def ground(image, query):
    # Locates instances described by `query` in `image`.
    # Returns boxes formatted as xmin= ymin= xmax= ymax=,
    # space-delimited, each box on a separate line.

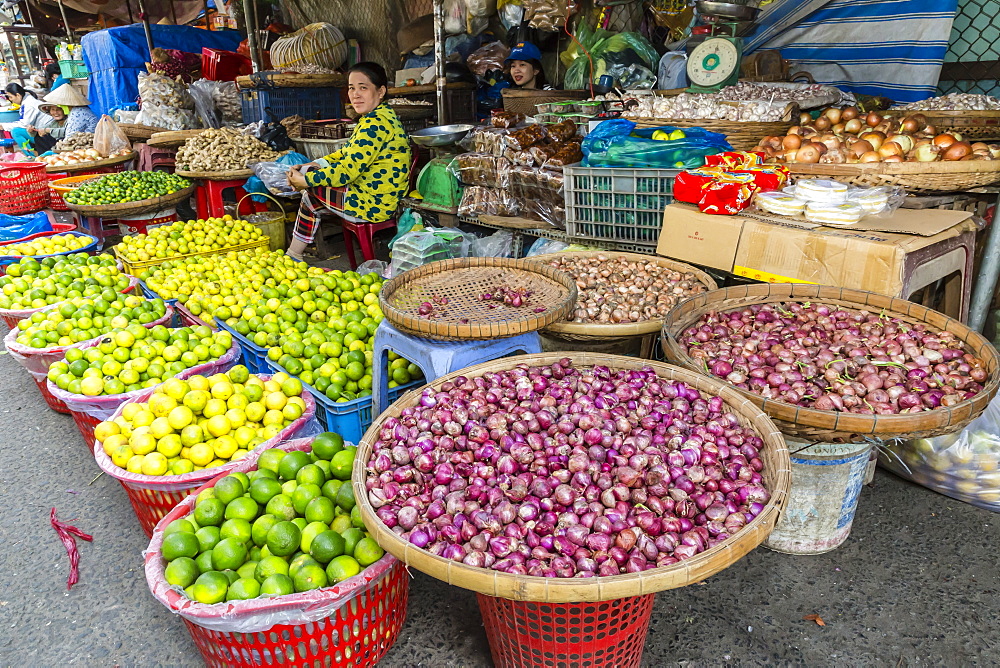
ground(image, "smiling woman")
xmin=286 ymin=62 xmax=412 ymax=261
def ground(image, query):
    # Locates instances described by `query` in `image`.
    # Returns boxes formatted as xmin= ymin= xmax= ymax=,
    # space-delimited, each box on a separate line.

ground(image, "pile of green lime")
xmin=64 ymin=171 xmax=189 ymax=206
xmin=14 ymin=294 xmax=168 ymax=348
xmin=0 ymin=253 xmax=131 ymax=310
xmin=160 ymin=432 xmax=387 ymax=603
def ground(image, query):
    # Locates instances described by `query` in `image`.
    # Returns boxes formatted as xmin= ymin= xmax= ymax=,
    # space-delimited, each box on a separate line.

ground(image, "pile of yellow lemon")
xmin=95 ymin=367 xmax=307 ymax=476
xmin=117 ymin=216 xmax=264 ymax=262
xmin=3 ymin=233 xmax=92 ymax=257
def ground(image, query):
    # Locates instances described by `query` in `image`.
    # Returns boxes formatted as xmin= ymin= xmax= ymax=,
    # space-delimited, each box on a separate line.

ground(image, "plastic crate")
xmin=564 ymin=165 xmax=680 ymax=245
xmin=201 ymin=48 xmax=251 ymax=81
xmin=214 ymin=319 xmax=269 ymax=374
xmin=239 ymin=86 xmax=343 ymax=124
xmin=264 ymin=356 xmax=422 ymax=444
xmin=112 ymin=237 xmax=270 ymax=277
xmin=0 ymin=231 xmax=100 ymax=275
xmin=58 ymin=59 xmax=89 ymax=78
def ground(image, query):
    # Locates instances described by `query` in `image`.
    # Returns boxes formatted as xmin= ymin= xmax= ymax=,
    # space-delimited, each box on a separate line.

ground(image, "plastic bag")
xmin=135 ymin=72 xmax=199 ymax=131
xmin=880 ymin=394 xmax=1000 ymax=512
xmin=458 ymin=186 xmax=520 ymax=217
xmin=564 ymin=30 xmax=657 ymax=90
xmin=470 ymin=230 xmax=513 ymax=257
xmin=524 ymin=0 xmax=578 ymax=31
xmin=93 ymin=115 xmax=131 ymax=157
xmin=467 ymin=41 xmax=509 ymax=77
xmin=390 ymin=227 xmax=473 ymax=276
xmin=526 ymin=237 xmax=569 ymax=256
xmin=444 ymin=0 xmax=467 ymax=34
xmin=658 ymin=51 xmax=688 ymax=90
xmin=245 ymin=151 xmax=310 ymax=201
xmin=189 ymin=79 xmax=221 ymax=128
xmin=0 ymin=210 xmax=52 ymax=241
xmin=845 ymin=186 xmax=907 ymax=218
xmin=357 ymin=259 xmax=389 ymax=277
xmin=582 ymin=120 xmax=732 ymax=169
xmin=144 ymin=438 xmax=399 ymax=633
xmin=253 ymin=161 xmax=301 ymax=198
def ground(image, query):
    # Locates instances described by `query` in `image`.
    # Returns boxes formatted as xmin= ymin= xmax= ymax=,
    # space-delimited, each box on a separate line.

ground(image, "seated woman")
xmin=505 ymin=42 xmax=556 ymax=90
xmin=286 ymin=62 xmax=411 ymax=261
xmin=35 ymin=84 xmax=100 ymax=153
xmin=4 ymin=82 xmax=57 ymax=152
xmin=44 ymin=62 xmax=69 ymax=93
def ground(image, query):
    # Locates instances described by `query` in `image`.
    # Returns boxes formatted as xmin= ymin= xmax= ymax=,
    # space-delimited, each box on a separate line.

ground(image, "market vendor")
xmin=505 ymin=42 xmax=555 ymax=90
xmin=35 ymin=84 xmax=99 ymax=152
xmin=44 ymin=63 xmax=69 ymax=93
xmin=3 ymin=83 xmax=57 ymax=152
xmin=285 ymin=62 xmax=411 ymax=261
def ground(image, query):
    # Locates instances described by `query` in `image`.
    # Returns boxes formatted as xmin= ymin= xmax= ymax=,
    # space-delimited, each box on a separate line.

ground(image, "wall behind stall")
xmin=938 ymin=0 xmax=1000 ymax=96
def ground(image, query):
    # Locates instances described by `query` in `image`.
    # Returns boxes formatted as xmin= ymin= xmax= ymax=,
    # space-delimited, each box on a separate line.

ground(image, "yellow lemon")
xmin=211 ymin=381 xmax=234 ymax=401
xmin=282 ymin=402 xmax=303 ymax=421
xmin=213 ymin=435 xmax=238 ymax=459
xmin=168 ymin=405 xmax=195 ymax=430
xmin=149 ymin=393 xmax=178 ymax=419
xmin=150 ymin=416 xmax=175 ymax=440
xmin=226 ymin=393 xmax=249 ymax=410
xmin=180 ymin=424 xmax=204 ymax=447
xmin=263 ymin=380 xmax=281 ymax=394
xmin=203 ymin=398 xmax=228 ymax=418
xmin=141 ymin=452 xmax=169 ymax=476
xmin=131 ymin=409 xmax=156 ymax=428
xmin=233 ymin=425 xmax=256 ymax=448
xmin=102 ymin=433 xmax=128 ymax=456
xmin=225 ymin=408 xmax=246 ymax=428
xmin=157 ymin=433 xmax=183 ymax=458
xmin=94 ymin=421 xmax=121 ymax=443
xmin=127 ymin=455 xmax=145 ymax=474
xmin=130 ymin=431 xmax=157 ymax=455
xmin=188 ymin=442 xmax=215 ymax=466
xmin=80 ymin=376 xmax=104 ymax=397
xmin=262 ymin=410 xmax=285 ymax=427
xmin=206 ymin=414 xmax=232 ymax=438
xmin=184 ymin=389 xmax=210 ymax=414
xmin=111 ymin=444 xmax=134 ymax=468
xmin=162 ymin=378 xmax=190 ymax=402
xmin=264 ymin=392 xmax=287 ymax=411
xmin=245 ymin=401 xmax=266 ymax=423
xmin=187 ymin=375 xmax=210 ymax=392
xmin=122 ymin=402 xmax=144 ymax=422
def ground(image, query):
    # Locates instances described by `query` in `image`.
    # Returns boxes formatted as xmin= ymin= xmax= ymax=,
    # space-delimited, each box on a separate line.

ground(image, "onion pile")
xmin=895 ymin=93 xmax=1000 ymax=112
xmin=752 ymin=107 xmax=1000 ymax=164
xmin=543 ymin=254 xmax=709 ymax=324
xmin=680 ymin=302 xmax=988 ymax=414
xmin=365 ymin=360 xmax=772 ymax=578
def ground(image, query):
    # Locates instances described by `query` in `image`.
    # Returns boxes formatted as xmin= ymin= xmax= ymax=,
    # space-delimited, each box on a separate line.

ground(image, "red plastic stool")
xmin=340 ymin=216 xmax=396 ymax=269
xmin=193 ymin=178 xmax=268 ymax=219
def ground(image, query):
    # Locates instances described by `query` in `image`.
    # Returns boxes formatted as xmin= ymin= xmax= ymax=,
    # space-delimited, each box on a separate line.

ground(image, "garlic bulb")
xmin=896 ymin=93 xmax=1000 ymax=111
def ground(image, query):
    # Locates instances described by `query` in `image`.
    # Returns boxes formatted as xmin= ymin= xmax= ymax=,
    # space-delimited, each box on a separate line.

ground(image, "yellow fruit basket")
xmin=113 ymin=237 xmax=271 ymax=277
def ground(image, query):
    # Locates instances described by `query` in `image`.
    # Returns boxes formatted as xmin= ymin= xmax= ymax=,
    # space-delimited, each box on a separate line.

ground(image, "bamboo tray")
xmin=63 ymin=184 xmax=195 ymax=218
xmin=236 ymin=72 xmax=347 ymax=89
xmin=661 ymin=284 xmax=1000 ymax=442
xmin=175 ymin=168 xmax=254 ymax=180
xmin=353 ymin=353 xmax=790 ymax=602
xmin=630 ymin=117 xmax=794 ymax=151
xmin=783 ymin=160 xmax=1000 ymax=193
xmin=118 ymin=123 xmax=168 ymax=141
xmin=532 ymin=251 xmax=717 ymax=342
xmin=147 ymin=130 xmax=208 ymax=148
xmin=889 ymin=109 xmax=1000 ymax=141
xmin=45 ymin=152 xmax=135 ymax=173
xmin=379 ymin=257 xmax=578 ymax=341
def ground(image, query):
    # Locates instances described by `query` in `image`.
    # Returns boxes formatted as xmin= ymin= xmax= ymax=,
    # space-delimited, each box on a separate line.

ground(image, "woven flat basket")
xmin=784 ymin=160 xmax=1000 ymax=194
xmin=891 ymin=110 xmax=1000 ymax=141
xmin=63 ymin=184 xmax=195 ymax=218
xmin=46 ymin=152 xmax=135 ymax=174
xmin=379 ymin=257 xmax=578 ymax=341
xmin=661 ymin=284 xmax=1000 ymax=442
xmin=352 ymin=352 xmax=790 ymax=602
xmin=175 ymin=168 xmax=254 ymax=180
xmin=531 ymin=251 xmax=718 ymax=342
xmin=630 ymin=118 xmax=794 ymax=151
xmin=147 ymin=130 xmax=208 ymax=148
xmin=118 ymin=123 xmax=168 ymax=141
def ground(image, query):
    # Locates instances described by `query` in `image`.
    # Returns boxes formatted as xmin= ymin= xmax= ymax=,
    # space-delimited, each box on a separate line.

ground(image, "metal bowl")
xmin=697 ymin=0 xmax=760 ymax=20
xmin=409 ymin=124 xmax=476 ymax=147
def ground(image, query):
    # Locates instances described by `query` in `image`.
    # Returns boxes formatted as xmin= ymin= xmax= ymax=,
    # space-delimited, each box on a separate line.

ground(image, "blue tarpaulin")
xmin=82 ymin=25 xmax=243 ymax=116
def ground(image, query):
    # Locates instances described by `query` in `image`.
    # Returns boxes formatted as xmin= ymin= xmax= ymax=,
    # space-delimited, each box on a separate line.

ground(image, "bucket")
xmin=763 ymin=436 xmax=873 ymax=555
xmin=117 ymin=208 xmax=178 ymax=236
xmin=239 ymin=193 xmax=286 ymax=252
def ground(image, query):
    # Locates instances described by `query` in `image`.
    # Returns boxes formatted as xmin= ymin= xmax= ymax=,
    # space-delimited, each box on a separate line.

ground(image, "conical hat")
xmin=42 ymin=83 xmax=90 ymax=108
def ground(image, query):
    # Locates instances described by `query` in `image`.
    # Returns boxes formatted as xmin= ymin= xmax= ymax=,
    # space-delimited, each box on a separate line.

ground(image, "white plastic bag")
xmin=470 ymin=230 xmax=513 ymax=257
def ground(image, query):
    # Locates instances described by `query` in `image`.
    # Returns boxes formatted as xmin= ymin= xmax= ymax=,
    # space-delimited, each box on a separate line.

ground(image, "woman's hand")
xmin=25 ymin=124 xmax=37 ymax=136
xmin=287 ymin=165 xmax=310 ymax=191
xmin=36 ymin=128 xmax=48 ymax=137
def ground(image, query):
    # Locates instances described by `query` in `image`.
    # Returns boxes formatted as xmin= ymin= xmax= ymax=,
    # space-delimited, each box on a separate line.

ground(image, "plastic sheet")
xmin=470 ymin=230 xmax=513 ymax=257
xmin=144 ymin=437 xmax=400 ymax=633
xmin=582 ymin=120 xmax=732 ymax=169
xmin=48 ymin=339 xmax=241 ymax=423
xmin=881 ymin=394 xmax=1000 ymax=512
xmin=93 ymin=377 xmax=321 ymax=493
xmin=0 ymin=211 xmax=52 ymax=241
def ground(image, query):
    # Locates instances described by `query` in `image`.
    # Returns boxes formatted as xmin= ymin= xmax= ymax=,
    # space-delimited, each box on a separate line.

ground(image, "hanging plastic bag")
xmin=245 ymin=151 xmax=311 ymax=200
xmin=444 ymin=0 xmax=467 ymax=34
xmin=189 ymin=79 xmax=222 ymax=129
xmin=467 ymin=42 xmax=510 ymax=77
xmin=658 ymin=51 xmax=688 ymax=89
xmin=582 ymin=119 xmax=733 ymax=169
xmin=470 ymin=230 xmax=513 ymax=257
xmin=0 ymin=210 xmax=52 ymax=241
xmin=93 ymin=115 xmax=131 ymax=157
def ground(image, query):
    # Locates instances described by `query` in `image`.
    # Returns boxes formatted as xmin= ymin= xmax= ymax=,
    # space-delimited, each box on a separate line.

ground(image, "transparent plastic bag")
xmin=525 ymin=237 xmax=569 ymax=256
xmin=390 ymin=227 xmax=473 ymax=275
xmin=136 ymin=72 xmax=199 ymax=131
xmin=458 ymin=186 xmax=520 ymax=217
xmin=467 ymin=41 xmax=509 ymax=77
xmin=189 ymin=79 xmax=222 ymax=128
xmin=880 ymin=394 xmax=1000 ymax=512
xmin=470 ymin=230 xmax=513 ymax=257
xmin=253 ymin=161 xmax=300 ymax=197
xmin=357 ymin=259 xmax=389 ymax=277
xmin=93 ymin=115 xmax=131 ymax=156
xmin=582 ymin=121 xmax=732 ymax=169
xmin=144 ymin=438 xmax=400 ymax=633
xmin=845 ymin=186 xmax=907 ymax=218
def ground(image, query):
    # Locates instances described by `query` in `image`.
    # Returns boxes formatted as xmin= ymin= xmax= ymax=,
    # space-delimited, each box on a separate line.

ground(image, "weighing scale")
xmin=686 ymin=1 xmax=760 ymax=93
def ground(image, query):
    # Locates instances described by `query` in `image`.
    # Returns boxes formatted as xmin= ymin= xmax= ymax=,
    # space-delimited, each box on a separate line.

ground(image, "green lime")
xmin=335 ymin=483 xmax=356 ymax=512
xmin=254 ymin=555 xmax=290 ymax=582
xmin=161 ymin=531 xmax=200 ymax=561
xmin=305 ymin=496 xmax=336 ymax=525
xmin=212 ymin=537 xmax=249 ymax=571
xmin=278 ymin=450 xmax=312 ymax=481
xmin=237 ymin=560 xmax=259 ymax=579
xmin=311 ymin=432 xmax=344 ymax=461
xmin=353 ymin=537 xmax=384 ymax=566
xmin=340 ymin=528 xmax=364 ymax=557
xmin=225 ymin=496 xmax=260 ymax=522
xmin=220 ymin=518 xmax=252 ymax=544
xmin=194 ymin=498 xmax=225 ymax=527
xmin=260 ymin=573 xmax=294 ymax=596
xmin=292 ymin=483 xmax=322 ymax=515
xmin=251 ymin=514 xmax=279 ymax=547
xmin=257 ymin=448 xmax=286 ymax=474
xmin=265 ymin=493 xmax=297 ymax=522
xmin=195 ymin=550 xmax=215 ymax=574
xmin=266 ymin=521 xmax=301 ymax=557
xmin=195 ymin=526 xmax=222 ymax=552
xmin=163 ymin=518 xmax=196 ymax=536
xmin=309 ymin=530 xmax=345 ymax=564
xmin=293 ymin=563 xmax=328 ymax=592
xmin=226 ymin=577 xmax=261 ymax=601
xmin=330 ymin=449 xmax=355 ymax=481
xmin=249 ymin=477 xmax=283 ymax=505
xmin=300 ymin=521 xmax=329 ymax=553
xmin=296 ymin=463 xmax=326 ymax=487
xmin=322 ymin=479 xmax=343 ymax=502
xmin=221 ymin=569 xmax=240 ymax=584
xmin=164 ymin=557 xmax=200 ymax=587
xmin=326 ymin=555 xmax=361 ymax=583
xmin=191 ymin=571 xmax=230 ymax=604
xmin=331 ymin=515 xmax=353 ymax=534
xmin=350 ymin=504 xmax=365 ymax=529
xmin=213 ymin=475 xmax=246 ymax=505
xmin=289 ymin=553 xmax=318 ymax=576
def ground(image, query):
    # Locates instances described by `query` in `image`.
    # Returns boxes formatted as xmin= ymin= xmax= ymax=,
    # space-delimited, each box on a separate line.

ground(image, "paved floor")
xmin=2 ymin=240 xmax=998 ymax=666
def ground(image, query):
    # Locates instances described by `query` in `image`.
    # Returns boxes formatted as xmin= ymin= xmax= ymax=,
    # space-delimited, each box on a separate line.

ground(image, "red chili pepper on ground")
xmin=50 ymin=508 xmax=93 ymax=590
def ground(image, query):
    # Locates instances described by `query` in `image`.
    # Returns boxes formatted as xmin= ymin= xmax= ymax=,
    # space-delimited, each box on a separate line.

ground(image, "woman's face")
xmin=509 ymin=60 xmax=538 ymax=88
xmin=348 ymin=71 xmax=385 ymax=116
xmin=47 ymin=106 xmax=66 ymax=120
xmin=6 ymin=91 xmax=22 ymax=105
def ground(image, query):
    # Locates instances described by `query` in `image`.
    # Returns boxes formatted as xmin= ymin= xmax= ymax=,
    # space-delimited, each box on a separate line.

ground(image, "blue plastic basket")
xmin=239 ymin=86 xmax=343 ymax=124
xmin=0 ymin=231 xmax=99 ymax=271
xmin=264 ymin=356 xmax=422 ymax=443
xmin=137 ymin=278 xmax=178 ymax=305
xmin=215 ymin=318 xmax=269 ymax=374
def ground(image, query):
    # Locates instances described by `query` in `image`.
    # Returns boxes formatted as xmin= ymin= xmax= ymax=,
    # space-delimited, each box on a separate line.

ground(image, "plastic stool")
xmin=372 ymin=320 xmax=543 ymax=415
xmin=193 ymin=178 xmax=268 ymax=219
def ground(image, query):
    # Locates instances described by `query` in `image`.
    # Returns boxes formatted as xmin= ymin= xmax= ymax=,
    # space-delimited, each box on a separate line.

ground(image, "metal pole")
xmin=135 ymin=0 xmax=155 ymax=59
xmin=242 ymin=0 xmax=262 ymax=71
xmin=433 ymin=0 xmax=446 ymax=124
xmin=168 ymin=0 xmax=178 ymax=25
xmin=203 ymin=0 xmax=212 ymax=30
xmin=125 ymin=0 xmax=134 ymax=26
xmin=967 ymin=189 xmax=1000 ymax=332
xmin=55 ymin=0 xmax=73 ymax=43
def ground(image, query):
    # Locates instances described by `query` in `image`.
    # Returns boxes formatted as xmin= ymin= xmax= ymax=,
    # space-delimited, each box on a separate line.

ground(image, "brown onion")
xmin=866 ymin=111 xmax=883 ymax=127
xmin=825 ymin=107 xmax=843 ymax=124
xmin=782 ymin=134 xmax=802 ymax=150
xmin=860 ymin=132 xmax=885 ymax=150
xmin=795 ymin=144 xmax=821 ymax=163
xmin=933 ymin=133 xmax=957 ymax=148
xmin=844 ymin=118 xmax=864 ymax=134
xmin=814 ymin=116 xmax=832 ymax=131
xmin=841 ymin=106 xmax=859 ymax=121
xmin=859 ymin=151 xmax=881 ymax=163
xmin=942 ymin=141 xmax=972 ymax=161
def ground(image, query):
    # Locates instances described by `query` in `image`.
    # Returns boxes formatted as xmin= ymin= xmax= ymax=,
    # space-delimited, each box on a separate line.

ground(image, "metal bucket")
xmin=763 ymin=436 xmax=873 ymax=555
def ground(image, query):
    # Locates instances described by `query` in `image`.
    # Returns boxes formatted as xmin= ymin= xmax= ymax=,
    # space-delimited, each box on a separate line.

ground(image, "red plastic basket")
xmin=175 ymin=301 xmax=214 ymax=329
xmin=70 ymin=407 xmax=100 ymax=451
xmin=0 ymin=274 xmax=137 ymax=330
xmin=0 ymin=162 xmax=50 ymax=215
xmin=202 ymin=48 xmax=252 ymax=81
xmin=477 ymin=594 xmax=656 ymax=668
xmin=33 ymin=375 xmax=70 ymax=413
xmin=118 ymin=483 xmax=192 ymax=538
xmin=180 ymin=560 xmax=409 ymax=667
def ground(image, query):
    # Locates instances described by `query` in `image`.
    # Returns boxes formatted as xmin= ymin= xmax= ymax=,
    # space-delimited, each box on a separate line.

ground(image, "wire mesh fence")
xmin=938 ymin=0 xmax=1000 ymax=96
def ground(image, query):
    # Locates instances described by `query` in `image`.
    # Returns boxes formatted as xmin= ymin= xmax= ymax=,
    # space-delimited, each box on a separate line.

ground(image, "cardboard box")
xmin=657 ymin=203 xmax=977 ymax=297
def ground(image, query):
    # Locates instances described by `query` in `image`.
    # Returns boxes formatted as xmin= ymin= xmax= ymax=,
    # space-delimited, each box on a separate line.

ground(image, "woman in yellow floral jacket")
xmin=287 ymin=62 xmax=411 ymax=260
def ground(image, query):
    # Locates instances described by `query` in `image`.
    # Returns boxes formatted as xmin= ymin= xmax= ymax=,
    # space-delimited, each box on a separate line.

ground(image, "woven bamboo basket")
xmin=45 ymin=152 xmax=135 ymax=173
xmin=118 ymin=123 xmax=168 ymax=141
xmin=531 ymin=251 xmax=718 ymax=343
xmin=889 ymin=110 xmax=1000 ymax=141
xmin=502 ymin=89 xmax=590 ymax=117
xmin=661 ymin=284 xmax=1000 ymax=442
xmin=175 ymin=168 xmax=254 ymax=180
xmin=63 ymin=184 xmax=195 ymax=218
xmin=783 ymin=160 xmax=1000 ymax=194
xmin=630 ymin=118 xmax=794 ymax=151
xmin=147 ymin=130 xmax=208 ymax=148
xmin=379 ymin=257 xmax=578 ymax=341
xmin=352 ymin=353 xmax=790 ymax=602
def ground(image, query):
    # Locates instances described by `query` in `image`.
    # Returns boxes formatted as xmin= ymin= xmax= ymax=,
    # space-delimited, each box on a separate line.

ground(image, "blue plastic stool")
xmin=372 ymin=320 xmax=543 ymax=415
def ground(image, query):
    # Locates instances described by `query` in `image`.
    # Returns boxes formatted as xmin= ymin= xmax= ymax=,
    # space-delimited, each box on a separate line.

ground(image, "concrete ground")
xmin=2 ymin=233 xmax=999 ymax=666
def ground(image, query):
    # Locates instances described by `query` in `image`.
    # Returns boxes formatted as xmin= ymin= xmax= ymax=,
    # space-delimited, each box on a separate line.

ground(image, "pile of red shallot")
xmin=752 ymin=107 xmax=1000 ymax=164
xmin=679 ymin=302 xmax=987 ymax=414
xmin=365 ymin=359 xmax=772 ymax=578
